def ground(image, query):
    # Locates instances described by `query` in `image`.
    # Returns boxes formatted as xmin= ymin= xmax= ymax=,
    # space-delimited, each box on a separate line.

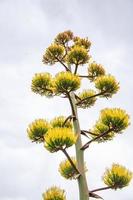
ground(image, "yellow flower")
xmin=103 ymin=164 xmax=133 ymax=189
xmin=67 ymin=45 xmax=90 ymax=65
xmin=54 ymin=30 xmax=73 ymax=45
xmin=59 ymin=157 xmax=87 ymax=180
xmin=42 ymin=44 xmax=64 ymax=65
xmin=27 ymin=119 xmax=50 ymax=143
xmin=31 ymin=73 xmax=54 ymax=97
xmin=90 ymin=121 xmax=115 ymax=142
xmin=44 ymin=128 xmax=77 ymax=152
xmin=95 ymin=75 xmax=119 ymax=97
xmin=73 ymin=36 xmax=91 ymax=50
xmin=77 ymin=89 xmax=97 ymax=109
xmin=54 ymin=71 xmax=81 ymax=94
xmin=50 ymin=116 xmax=72 ymax=129
xmin=100 ymin=108 xmax=130 ymax=132
xmin=42 ymin=186 xmax=66 ymax=200
xmin=88 ymin=62 xmax=106 ymax=81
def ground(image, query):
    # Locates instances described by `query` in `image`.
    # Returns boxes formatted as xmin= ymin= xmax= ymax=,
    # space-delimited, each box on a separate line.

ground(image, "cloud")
xmin=0 ymin=0 xmax=133 ymax=199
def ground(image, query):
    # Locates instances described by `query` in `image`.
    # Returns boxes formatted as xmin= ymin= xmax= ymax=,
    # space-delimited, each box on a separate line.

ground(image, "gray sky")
xmin=0 ymin=0 xmax=133 ymax=199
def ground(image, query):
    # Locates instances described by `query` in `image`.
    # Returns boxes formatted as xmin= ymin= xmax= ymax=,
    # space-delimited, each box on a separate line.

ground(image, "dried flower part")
xmin=59 ymin=157 xmax=87 ymax=180
xmin=90 ymin=121 xmax=115 ymax=142
xmin=77 ymin=89 xmax=97 ymax=109
xmin=31 ymin=73 xmax=54 ymax=97
xmin=100 ymin=108 xmax=130 ymax=132
xmin=44 ymin=128 xmax=77 ymax=153
xmin=42 ymin=186 xmax=66 ymax=200
xmin=54 ymin=30 xmax=73 ymax=45
xmin=88 ymin=62 xmax=106 ymax=81
xmin=27 ymin=119 xmax=50 ymax=143
xmin=95 ymin=75 xmax=119 ymax=97
xmin=103 ymin=164 xmax=133 ymax=189
xmin=54 ymin=71 xmax=81 ymax=94
xmin=73 ymin=36 xmax=91 ymax=50
xmin=50 ymin=116 xmax=72 ymax=129
xmin=66 ymin=46 xmax=90 ymax=65
xmin=42 ymin=44 xmax=64 ymax=65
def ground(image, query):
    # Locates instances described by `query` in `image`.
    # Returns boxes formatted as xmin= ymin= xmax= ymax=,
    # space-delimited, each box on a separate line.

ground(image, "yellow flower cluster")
xmin=103 ymin=164 xmax=133 ymax=189
xmin=88 ymin=62 xmax=105 ymax=81
xmin=67 ymin=46 xmax=90 ymax=65
xmin=42 ymin=186 xmax=66 ymax=200
xmin=95 ymin=75 xmax=119 ymax=97
xmin=54 ymin=30 xmax=73 ymax=45
xmin=27 ymin=119 xmax=50 ymax=143
xmin=100 ymin=108 xmax=130 ymax=132
xmin=44 ymin=128 xmax=77 ymax=152
xmin=59 ymin=157 xmax=78 ymax=180
xmin=91 ymin=121 xmax=115 ymax=142
xmin=54 ymin=71 xmax=81 ymax=94
xmin=77 ymin=89 xmax=97 ymax=109
xmin=31 ymin=73 xmax=54 ymax=97
xmin=50 ymin=116 xmax=72 ymax=129
xmin=42 ymin=44 xmax=64 ymax=65
xmin=73 ymin=36 xmax=91 ymax=50
xmin=89 ymin=108 xmax=130 ymax=142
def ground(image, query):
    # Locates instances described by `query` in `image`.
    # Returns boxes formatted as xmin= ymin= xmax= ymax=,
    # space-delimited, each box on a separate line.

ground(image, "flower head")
xmin=27 ymin=119 xmax=50 ymax=143
xmin=50 ymin=116 xmax=72 ymax=129
xmin=67 ymin=46 xmax=90 ymax=65
xmin=54 ymin=71 xmax=81 ymax=94
xmin=103 ymin=164 xmax=133 ymax=189
xmin=90 ymin=121 xmax=115 ymax=142
xmin=95 ymin=75 xmax=119 ymax=97
xmin=100 ymin=108 xmax=130 ymax=132
xmin=42 ymin=44 xmax=64 ymax=65
xmin=44 ymin=128 xmax=77 ymax=152
xmin=31 ymin=73 xmax=54 ymax=97
xmin=55 ymin=30 xmax=73 ymax=45
xmin=73 ymin=36 xmax=91 ymax=50
xmin=77 ymin=89 xmax=97 ymax=109
xmin=59 ymin=157 xmax=87 ymax=180
xmin=42 ymin=186 xmax=66 ymax=200
xmin=88 ymin=62 xmax=106 ymax=81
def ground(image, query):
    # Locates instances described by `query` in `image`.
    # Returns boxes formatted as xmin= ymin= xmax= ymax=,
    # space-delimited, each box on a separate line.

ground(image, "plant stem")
xmin=62 ymin=148 xmax=80 ymax=176
xmin=69 ymin=91 xmax=89 ymax=200
xmin=81 ymin=128 xmax=113 ymax=150
xmin=76 ymin=91 xmax=107 ymax=106
xmin=90 ymin=186 xmax=113 ymax=193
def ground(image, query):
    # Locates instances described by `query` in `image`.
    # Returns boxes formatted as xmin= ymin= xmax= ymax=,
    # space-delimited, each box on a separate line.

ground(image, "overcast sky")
xmin=0 ymin=0 xmax=133 ymax=200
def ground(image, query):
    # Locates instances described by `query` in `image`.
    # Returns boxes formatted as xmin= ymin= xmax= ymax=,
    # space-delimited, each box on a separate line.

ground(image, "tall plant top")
xmin=27 ymin=30 xmax=132 ymax=200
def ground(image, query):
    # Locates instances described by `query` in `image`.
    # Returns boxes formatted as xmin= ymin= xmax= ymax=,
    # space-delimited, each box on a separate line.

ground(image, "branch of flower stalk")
xmin=75 ymin=94 xmax=81 ymax=100
xmin=55 ymin=56 xmax=70 ymax=72
xmin=61 ymin=148 xmax=81 ymax=176
xmin=74 ymin=63 xmax=79 ymax=74
xmin=79 ymin=75 xmax=94 ymax=79
xmin=80 ymin=131 xmax=91 ymax=139
xmin=66 ymin=92 xmax=77 ymax=117
xmin=81 ymin=128 xmax=114 ymax=150
xmin=62 ymin=115 xmax=77 ymax=127
xmin=76 ymin=90 xmax=108 ymax=106
xmin=89 ymin=192 xmax=104 ymax=199
xmin=90 ymin=186 xmax=113 ymax=193
xmin=81 ymin=130 xmax=98 ymax=136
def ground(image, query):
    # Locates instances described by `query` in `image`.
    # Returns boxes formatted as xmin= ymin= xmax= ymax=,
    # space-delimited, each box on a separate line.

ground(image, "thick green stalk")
xmin=69 ymin=92 xmax=89 ymax=200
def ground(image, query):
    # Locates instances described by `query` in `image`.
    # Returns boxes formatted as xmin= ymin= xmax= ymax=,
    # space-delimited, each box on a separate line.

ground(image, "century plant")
xmin=27 ymin=30 xmax=132 ymax=200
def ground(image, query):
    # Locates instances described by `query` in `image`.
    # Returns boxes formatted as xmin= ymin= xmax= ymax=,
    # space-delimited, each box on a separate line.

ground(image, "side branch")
xmin=61 ymin=148 xmax=80 ymax=176
xmin=76 ymin=91 xmax=107 ymax=106
xmin=81 ymin=128 xmax=114 ymax=150
xmin=90 ymin=186 xmax=113 ymax=193
xmin=55 ymin=56 xmax=70 ymax=72
xmin=62 ymin=115 xmax=77 ymax=127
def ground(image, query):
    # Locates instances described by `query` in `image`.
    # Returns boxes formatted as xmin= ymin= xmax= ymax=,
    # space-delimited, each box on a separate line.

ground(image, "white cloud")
xmin=0 ymin=0 xmax=133 ymax=199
